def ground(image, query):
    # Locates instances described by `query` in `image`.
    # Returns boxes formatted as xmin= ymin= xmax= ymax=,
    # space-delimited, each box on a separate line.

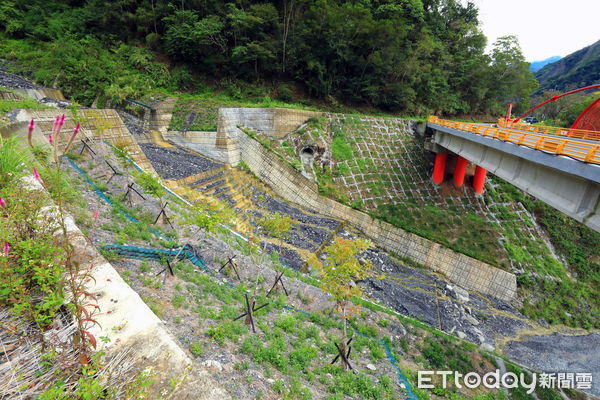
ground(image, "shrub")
xmin=274 ymin=313 xmax=298 ymax=334
xmin=257 ymin=212 xmax=297 ymax=238
xmin=134 ymin=171 xmax=165 ymax=199
xmin=276 ymin=83 xmax=294 ymax=103
xmin=289 ymin=344 xmax=318 ymax=370
xmin=0 ymin=184 xmax=65 ymax=326
xmin=206 ymin=321 xmax=247 ymax=345
xmin=189 ymin=341 xmax=203 ymax=356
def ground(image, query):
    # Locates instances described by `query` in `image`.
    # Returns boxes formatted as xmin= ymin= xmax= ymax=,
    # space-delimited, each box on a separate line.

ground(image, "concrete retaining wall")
xmin=169 ymin=107 xmax=516 ymax=300
xmin=236 ymin=130 xmax=517 ymax=301
xmin=148 ymin=97 xmax=178 ymax=134
xmin=15 ymin=109 xmax=157 ymax=174
xmin=166 ymin=108 xmax=320 ymax=164
xmin=218 ymin=107 xmax=320 ymax=139
xmin=14 ymin=88 xmax=65 ymax=101
xmin=0 ymin=90 xmax=23 ymax=101
xmin=165 ymin=130 xmax=232 ymax=163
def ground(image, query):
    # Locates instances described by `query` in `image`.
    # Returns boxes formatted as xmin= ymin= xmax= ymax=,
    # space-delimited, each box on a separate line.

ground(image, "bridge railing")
xmin=497 ymin=119 xmax=600 ymax=141
xmin=428 ymin=117 xmax=600 ymax=164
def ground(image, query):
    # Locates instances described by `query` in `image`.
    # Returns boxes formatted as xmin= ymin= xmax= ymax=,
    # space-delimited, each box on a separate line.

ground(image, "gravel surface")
xmin=139 ymin=143 xmax=222 ymax=180
xmin=359 ymin=243 xmax=532 ymax=350
xmin=0 ymin=67 xmax=40 ymax=89
xmin=505 ymin=333 xmax=600 ymax=397
xmin=262 ymin=242 xmax=305 ymax=270
xmin=119 ymin=111 xmax=149 ymax=138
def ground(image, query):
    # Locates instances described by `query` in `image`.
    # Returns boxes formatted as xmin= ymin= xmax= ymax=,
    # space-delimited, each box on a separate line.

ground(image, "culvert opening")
xmin=301 ymin=147 xmax=315 ymax=156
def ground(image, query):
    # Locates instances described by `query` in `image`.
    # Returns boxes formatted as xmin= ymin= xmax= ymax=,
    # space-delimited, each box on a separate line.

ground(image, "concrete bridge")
xmin=426 ymin=117 xmax=600 ymax=232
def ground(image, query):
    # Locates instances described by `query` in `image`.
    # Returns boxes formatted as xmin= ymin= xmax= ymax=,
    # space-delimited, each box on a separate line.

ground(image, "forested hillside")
xmin=535 ymin=39 xmax=600 ymax=93
xmin=0 ymin=0 xmax=536 ymax=115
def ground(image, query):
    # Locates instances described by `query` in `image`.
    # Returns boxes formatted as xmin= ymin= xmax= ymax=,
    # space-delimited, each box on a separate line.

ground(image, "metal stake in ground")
xmin=331 ymin=337 xmax=354 ymax=371
xmin=266 ymin=272 xmax=288 ymax=297
xmin=153 ymin=202 xmax=174 ymax=229
xmin=218 ymin=255 xmax=241 ymax=280
xmin=123 ymin=182 xmax=146 ymax=206
xmin=233 ymin=294 xmax=269 ymax=334
xmin=78 ymin=138 xmax=96 ymax=157
xmin=156 ymin=258 xmax=175 ymax=277
xmin=105 ymin=160 xmax=124 ymax=184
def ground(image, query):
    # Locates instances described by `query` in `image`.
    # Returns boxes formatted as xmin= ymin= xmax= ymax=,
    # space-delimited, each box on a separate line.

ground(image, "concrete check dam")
xmin=426 ymin=117 xmax=600 ymax=233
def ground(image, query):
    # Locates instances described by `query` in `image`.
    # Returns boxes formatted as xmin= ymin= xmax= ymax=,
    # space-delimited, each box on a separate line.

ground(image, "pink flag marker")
xmin=3 ymin=242 xmax=9 ymax=257
xmin=0 ymin=197 xmax=6 ymax=209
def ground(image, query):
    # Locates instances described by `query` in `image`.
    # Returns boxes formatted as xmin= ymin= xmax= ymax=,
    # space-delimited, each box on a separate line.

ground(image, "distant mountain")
xmin=535 ymin=40 xmax=600 ymax=93
xmin=529 ymin=56 xmax=561 ymax=72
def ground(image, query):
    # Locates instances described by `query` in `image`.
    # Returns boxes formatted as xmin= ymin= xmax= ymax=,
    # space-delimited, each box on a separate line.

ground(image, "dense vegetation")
xmin=1 ymin=0 xmax=536 ymax=115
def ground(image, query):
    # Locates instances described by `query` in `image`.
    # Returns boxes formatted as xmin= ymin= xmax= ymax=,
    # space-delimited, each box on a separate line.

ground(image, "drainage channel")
xmin=66 ymin=155 xmax=418 ymax=400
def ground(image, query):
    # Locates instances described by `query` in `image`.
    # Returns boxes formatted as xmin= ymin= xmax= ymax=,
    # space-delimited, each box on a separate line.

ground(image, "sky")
xmin=471 ymin=0 xmax=600 ymax=61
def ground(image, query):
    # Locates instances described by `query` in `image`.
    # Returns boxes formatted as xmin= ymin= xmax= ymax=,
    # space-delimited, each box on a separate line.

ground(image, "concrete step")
xmin=201 ymin=180 xmax=229 ymax=197
xmin=196 ymin=178 xmax=226 ymax=193
xmin=173 ymin=165 xmax=227 ymax=187
xmin=189 ymin=170 xmax=226 ymax=190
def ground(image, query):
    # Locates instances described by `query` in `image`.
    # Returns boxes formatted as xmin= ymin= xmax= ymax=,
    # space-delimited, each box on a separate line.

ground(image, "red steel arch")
xmin=513 ymin=84 xmax=600 ymax=125
xmin=571 ymin=97 xmax=600 ymax=131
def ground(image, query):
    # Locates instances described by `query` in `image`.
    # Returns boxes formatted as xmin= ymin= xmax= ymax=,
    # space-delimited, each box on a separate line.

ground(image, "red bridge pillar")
xmin=473 ymin=166 xmax=487 ymax=194
xmin=453 ymin=156 xmax=468 ymax=187
xmin=432 ymin=153 xmax=447 ymax=184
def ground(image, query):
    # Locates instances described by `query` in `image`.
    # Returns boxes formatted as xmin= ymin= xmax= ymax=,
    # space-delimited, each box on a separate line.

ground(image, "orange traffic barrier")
xmin=428 ymin=117 xmax=600 ymax=164
xmin=497 ymin=119 xmax=600 ymax=141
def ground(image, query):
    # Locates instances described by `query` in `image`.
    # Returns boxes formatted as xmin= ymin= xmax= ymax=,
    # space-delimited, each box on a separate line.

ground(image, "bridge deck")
xmin=428 ymin=117 xmax=600 ymax=164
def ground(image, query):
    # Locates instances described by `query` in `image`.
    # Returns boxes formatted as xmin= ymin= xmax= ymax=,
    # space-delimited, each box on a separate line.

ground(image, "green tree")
xmin=487 ymin=35 xmax=538 ymax=114
xmin=308 ymin=237 xmax=375 ymax=367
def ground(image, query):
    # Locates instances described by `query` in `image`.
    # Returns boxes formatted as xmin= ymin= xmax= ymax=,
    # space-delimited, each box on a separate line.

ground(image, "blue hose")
xmin=102 ymin=244 xmax=209 ymax=272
